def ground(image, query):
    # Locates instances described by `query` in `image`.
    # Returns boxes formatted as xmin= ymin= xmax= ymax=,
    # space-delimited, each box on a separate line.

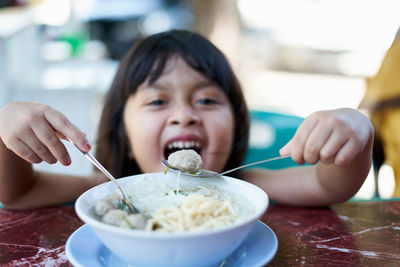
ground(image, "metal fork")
xmin=67 ymin=138 xmax=140 ymax=214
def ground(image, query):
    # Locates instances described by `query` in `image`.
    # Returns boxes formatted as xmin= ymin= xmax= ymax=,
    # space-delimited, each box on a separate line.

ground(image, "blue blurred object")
xmin=84 ymin=0 xmax=163 ymax=21
xmin=85 ymin=0 xmax=193 ymax=60
xmin=244 ymin=110 xmax=304 ymax=169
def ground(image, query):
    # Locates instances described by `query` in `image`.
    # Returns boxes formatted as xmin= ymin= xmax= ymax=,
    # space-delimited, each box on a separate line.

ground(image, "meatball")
xmin=167 ymin=149 xmax=202 ymax=173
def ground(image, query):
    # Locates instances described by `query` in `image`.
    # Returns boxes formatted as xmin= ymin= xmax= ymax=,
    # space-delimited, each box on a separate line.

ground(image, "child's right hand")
xmin=0 ymin=102 xmax=91 ymax=165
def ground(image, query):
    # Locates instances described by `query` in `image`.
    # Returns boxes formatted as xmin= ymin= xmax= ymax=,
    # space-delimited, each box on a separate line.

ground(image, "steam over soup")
xmin=93 ymin=174 xmax=255 ymax=232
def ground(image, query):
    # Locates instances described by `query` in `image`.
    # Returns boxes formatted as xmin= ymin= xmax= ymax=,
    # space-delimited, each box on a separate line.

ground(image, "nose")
xmin=167 ymin=104 xmax=200 ymax=126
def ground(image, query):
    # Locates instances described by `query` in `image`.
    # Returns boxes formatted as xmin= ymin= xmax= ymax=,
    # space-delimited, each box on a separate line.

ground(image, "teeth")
xmin=167 ymin=141 xmax=201 ymax=150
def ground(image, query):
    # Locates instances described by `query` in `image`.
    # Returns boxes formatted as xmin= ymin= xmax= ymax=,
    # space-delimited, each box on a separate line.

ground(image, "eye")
xmin=147 ymin=99 xmax=166 ymax=106
xmin=196 ymin=98 xmax=218 ymax=105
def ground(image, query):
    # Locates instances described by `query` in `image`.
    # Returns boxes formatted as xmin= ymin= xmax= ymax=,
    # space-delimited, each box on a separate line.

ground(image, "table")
xmin=265 ymin=201 xmax=400 ymax=266
xmin=1 ymin=201 xmax=400 ymax=266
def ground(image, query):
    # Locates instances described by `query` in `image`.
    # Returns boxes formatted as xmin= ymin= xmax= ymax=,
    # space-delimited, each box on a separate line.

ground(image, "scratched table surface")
xmin=1 ymin=201 xmax=400 ymax=266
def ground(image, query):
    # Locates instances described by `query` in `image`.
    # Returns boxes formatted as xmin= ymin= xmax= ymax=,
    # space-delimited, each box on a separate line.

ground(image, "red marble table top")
xmin=1 ymin=201 xmax=400 ymax=266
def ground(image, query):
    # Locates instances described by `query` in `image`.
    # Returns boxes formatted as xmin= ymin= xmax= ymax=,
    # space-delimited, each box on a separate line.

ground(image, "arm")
xmin=242 ymin=108 xmax=374 ymax=206
xmin=0 ymin=102 xmax=107 ymax=209
xmin=0 ymin=137 xmax=35 ymax=205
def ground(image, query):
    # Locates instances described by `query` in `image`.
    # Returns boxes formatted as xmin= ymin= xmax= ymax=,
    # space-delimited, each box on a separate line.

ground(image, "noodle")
xmin=147 ymin=193 xmax=237 ymax=232
xmin=176 ymin=171 xmax=181 ymax=193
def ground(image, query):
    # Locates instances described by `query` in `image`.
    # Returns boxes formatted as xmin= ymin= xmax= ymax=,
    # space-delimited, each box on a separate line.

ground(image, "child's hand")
xmin=280 ymin=108 xmax=373 ymax=166
xmin=0 ymin=102 xmax=91 ymax=165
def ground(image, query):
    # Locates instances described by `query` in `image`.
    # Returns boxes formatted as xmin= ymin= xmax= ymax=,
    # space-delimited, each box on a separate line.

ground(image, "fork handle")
xmin=66 ymin=138 xmax=127 ymax=199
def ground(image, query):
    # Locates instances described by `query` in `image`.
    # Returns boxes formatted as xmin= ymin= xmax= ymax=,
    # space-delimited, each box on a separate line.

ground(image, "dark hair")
xmin=95 ymin=30 xmax=249 ymax=178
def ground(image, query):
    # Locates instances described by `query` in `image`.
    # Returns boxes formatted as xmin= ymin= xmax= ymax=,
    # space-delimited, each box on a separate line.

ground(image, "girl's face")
xmin=123 ymin=56 xmax=234 ymax=173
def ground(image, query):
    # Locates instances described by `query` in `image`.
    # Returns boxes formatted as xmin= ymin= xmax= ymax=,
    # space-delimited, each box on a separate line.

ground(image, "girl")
xmin=0 ymin=30 xmax=374 ymax=209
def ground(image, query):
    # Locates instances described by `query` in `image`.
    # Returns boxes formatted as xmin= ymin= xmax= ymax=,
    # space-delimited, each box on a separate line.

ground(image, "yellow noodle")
xmin=147 ymin=194 xmax=237 ymax=232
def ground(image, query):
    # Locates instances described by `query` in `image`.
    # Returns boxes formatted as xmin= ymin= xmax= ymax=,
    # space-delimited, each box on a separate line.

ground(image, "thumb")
xmin=279 ymin=139 xmax=293 ymax=156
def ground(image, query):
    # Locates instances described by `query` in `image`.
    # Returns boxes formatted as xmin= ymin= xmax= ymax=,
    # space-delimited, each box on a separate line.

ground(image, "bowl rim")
xmin=75 ymin=172 xmax=269 ymax=239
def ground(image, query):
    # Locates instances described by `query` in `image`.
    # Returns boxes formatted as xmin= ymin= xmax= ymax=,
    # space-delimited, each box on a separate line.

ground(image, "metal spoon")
xmin=162 ymin=155 xmax=291 ymax=178
xmin=67 ymin=138 xmax=140 ymax=214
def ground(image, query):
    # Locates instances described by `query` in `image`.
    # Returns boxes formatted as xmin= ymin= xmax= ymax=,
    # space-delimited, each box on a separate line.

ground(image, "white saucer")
xmin=66 ymin=220 xmax=278 ymax=267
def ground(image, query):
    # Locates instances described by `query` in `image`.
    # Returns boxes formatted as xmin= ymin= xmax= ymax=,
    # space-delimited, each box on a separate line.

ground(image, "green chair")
xmin=244 ymin=110 xmax=304 ymax=169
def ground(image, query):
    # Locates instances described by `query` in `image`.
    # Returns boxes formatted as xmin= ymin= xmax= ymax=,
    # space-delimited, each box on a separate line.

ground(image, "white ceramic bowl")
xmin=75 ymin=172 xmax=269 ymax=267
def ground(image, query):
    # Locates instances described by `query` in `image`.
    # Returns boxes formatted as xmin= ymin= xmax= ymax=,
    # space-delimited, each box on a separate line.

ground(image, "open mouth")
xmin=164 ymin=141 xmax=202 ymax=159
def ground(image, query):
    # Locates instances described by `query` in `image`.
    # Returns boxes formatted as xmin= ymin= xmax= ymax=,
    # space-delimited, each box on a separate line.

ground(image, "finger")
xmin=43 ymin=107 xmax=91 ymax=152
xmin=279 ymin=139 xmax=293 ymax=156
xmin=303 ymin=124 xmax=333 ymax=165
xmin=319 ymin=131 xmax=348 ymax=164
xmin=31 ymin=120 xmax=71 ymax=166
xmin=291 ymin=116 xmax=319 ymax=165
xmin=56 ymin=132 xmax=67 ymax=140
xmin=19 ymin=129 xmax=58 ymax=164
xmin=14 ymin=138 xmax=43 ymax=164
xmin=334 ymin=139 xmax=360 ymax=166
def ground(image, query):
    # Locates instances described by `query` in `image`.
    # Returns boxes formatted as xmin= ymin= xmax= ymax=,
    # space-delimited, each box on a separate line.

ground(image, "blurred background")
xmin=1 ymin=0 xmax=399 ymax=199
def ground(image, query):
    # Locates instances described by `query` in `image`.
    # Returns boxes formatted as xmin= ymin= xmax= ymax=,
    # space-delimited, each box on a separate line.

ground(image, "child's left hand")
xmin=280 ymin=108 xmax=373 ymax=166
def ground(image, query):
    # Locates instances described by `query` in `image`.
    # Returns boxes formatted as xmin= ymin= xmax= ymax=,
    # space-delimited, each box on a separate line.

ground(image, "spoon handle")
xmin=219 ymin=155 xmax=291 ymax=176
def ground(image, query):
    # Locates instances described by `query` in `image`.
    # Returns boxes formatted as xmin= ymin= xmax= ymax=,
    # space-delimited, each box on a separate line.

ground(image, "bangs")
xmin=148 ymin=54 xmax=200 ymax=85
xmin=127 ymin=32 xmax=218 ymax=93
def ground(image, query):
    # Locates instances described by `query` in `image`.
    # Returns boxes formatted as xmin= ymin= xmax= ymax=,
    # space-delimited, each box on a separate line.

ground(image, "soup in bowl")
xmin=75 ymin=172 xmax=269 ymax=267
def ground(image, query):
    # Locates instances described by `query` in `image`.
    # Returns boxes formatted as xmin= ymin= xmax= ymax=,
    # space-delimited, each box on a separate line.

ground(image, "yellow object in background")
xmin=360 ymin=32 xmax=400 ymax=197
